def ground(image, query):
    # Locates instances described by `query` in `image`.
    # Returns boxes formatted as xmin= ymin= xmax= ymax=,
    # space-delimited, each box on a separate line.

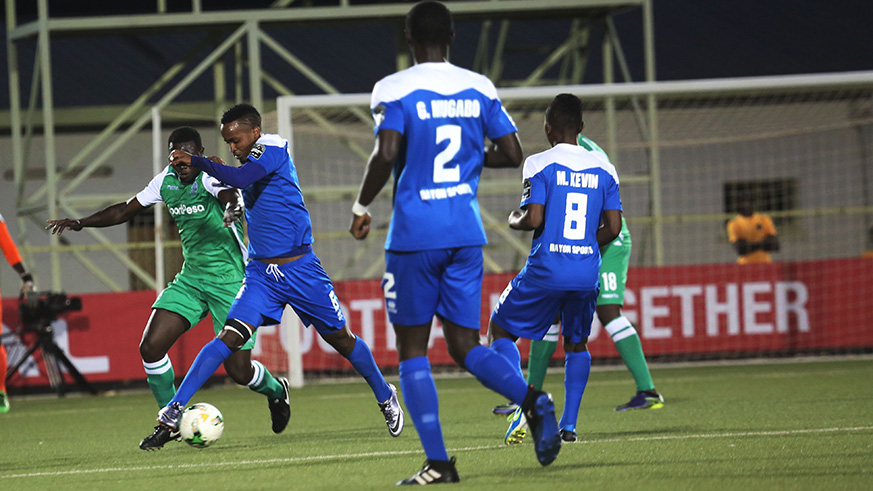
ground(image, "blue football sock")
xmin=490 ymin=337 xmax=524 ymax=380
xmin=559 ymin=351 xmax=592 ymax=430
xmin=342 ymin=336 xmax=391 ymax=402
xmin=465 ymin=345 xmax=528 ymax=405
xmin=169 ymin=338 xmax=232 ymax=407
xmin=399 ymin=357 xmax=448 ymax=461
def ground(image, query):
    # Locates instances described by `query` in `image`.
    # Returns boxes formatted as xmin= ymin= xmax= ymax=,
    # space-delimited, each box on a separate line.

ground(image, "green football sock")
xmin=247 ymin=360 xmax=285 ymax=399
xmin=605 ymin=316 xmax=655 ymax=392
xmin=143 ymin=355 xmax=176 ymax=407
xmin=527 ymin=335 xmax=558 ymax=391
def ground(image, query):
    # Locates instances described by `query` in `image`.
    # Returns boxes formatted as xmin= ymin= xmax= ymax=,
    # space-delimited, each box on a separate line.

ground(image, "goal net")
xmin=258 ymin=72 xmax=873 ymax=386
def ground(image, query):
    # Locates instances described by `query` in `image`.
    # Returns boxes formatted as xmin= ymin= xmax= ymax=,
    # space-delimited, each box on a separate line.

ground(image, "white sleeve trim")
xmin=135 ymin=167 xmax=170 ymax=207
xmin=201 ymin=171 xmax=233 ymax=198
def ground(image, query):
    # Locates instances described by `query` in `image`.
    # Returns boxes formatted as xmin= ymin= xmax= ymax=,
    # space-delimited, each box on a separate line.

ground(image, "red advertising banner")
xmin=1 ymin=291 xmax=223 ymax=390
xmin=3 ymin=258 xmax=872 ymax=389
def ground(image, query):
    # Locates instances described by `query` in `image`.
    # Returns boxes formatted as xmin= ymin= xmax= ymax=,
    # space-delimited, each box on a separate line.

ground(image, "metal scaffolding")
xmin=5 ymin=0 xmax=655 ymax=291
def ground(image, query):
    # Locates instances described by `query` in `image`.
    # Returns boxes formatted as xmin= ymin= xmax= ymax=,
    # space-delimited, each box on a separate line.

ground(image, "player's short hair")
xmin=221 ymin=103 xmax=261 ymax=129
xmin=406 ymin=1 xmax=453 ymax=46
xmin=168 ymin=126 xmax=202 ymax=150
xmin=546 ymin=93 xmax=583 ymax=132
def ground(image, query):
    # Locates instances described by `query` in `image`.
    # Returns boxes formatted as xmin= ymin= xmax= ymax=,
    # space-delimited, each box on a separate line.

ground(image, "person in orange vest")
xmin=726 ymin=196 xmax=780 ymax=264
xmin=862 ymin=226 xmax=873 ymax=259
xmin=0 ymin=212 xmax=36 ymax=413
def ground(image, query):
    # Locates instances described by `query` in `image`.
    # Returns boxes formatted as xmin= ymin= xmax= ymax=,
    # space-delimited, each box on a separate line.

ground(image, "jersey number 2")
xmin=433 ymin=124 xmax=461 ymax=183
xmin=563 ymin=192 xmax=588 ymax=240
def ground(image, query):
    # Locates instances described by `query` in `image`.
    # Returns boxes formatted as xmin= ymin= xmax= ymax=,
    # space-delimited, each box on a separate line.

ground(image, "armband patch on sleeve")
xmin=249 ymin=143 xmax=265 ymax=160
xmin=522 ymin=178 xmax=532 ymax=200
xmin=372 ymin=104 xmax=386 ymax=127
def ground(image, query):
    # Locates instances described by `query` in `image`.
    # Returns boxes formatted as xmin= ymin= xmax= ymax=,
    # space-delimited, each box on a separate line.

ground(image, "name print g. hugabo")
xmin=416 ymin=99 xmax=481 ymax=120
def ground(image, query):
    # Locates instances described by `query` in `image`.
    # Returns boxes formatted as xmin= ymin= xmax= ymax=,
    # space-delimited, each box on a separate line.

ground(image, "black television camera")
xmin=18 ymin=291 xmax=82 ymax=333
xmin=7 ymin=291 xmax=94 ymax=396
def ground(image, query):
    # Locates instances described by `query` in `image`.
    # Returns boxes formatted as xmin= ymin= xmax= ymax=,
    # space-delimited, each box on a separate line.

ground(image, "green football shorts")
xmin=597 ymin=234 xmax=631 ymax=306
xmin=152 ymin=270 xmax=256 ymax=350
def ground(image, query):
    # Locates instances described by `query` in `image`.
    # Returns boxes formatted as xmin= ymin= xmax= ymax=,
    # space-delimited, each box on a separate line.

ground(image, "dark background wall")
xmin=1 ymin=0 xmax=872 ymax=109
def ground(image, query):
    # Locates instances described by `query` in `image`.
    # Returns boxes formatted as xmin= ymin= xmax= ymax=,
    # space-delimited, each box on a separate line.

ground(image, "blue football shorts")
xmin=383 ymin=246 xmax=483 ymax=329
xmin=227 ymin=252 xmax=346 ymax=335
xmin=490 ymin=273 xmax=598 ymax=344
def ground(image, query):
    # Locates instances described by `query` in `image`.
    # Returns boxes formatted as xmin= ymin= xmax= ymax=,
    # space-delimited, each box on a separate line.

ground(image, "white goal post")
xmin=261 ymin=71 xmax=873 ymax=387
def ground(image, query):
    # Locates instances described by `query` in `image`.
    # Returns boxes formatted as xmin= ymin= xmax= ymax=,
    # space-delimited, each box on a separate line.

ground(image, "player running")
xmin=489 ymin=93 xmax=623 ymax=447
xmin=138 ymin=104 xmax=403 ymax=450
xmin=349 ymin=1 xmax=560 ymax=483
xmin=46 ymin=127 xmax=292 ymax=438
xmin=495 ymin=135 xmax=664 ymax=442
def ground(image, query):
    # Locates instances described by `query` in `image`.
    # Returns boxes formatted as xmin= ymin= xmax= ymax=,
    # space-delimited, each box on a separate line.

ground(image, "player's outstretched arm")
xmin=350 ymin=129 xmax=400 ymax=240
xmin=484 ymin=133 xmax=523 ymax=169
xmin=176 ymin=150 xmax=267 ymax=189
xmin=46 ymin=199 xmax=145 ymax=235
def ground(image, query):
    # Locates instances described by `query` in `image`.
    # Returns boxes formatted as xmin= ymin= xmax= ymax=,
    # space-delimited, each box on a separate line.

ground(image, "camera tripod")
xmin=5 ymin=323 xmax=97 ymax=396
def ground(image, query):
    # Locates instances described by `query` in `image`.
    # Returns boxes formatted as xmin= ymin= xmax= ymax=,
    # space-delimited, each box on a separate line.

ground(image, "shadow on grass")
xmin=588 ymin=425 xmax=701 ymax=438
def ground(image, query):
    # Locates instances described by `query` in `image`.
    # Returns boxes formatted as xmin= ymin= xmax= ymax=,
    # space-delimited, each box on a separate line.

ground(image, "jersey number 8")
xmin=563 ymin=192 xmax=588 ymax=240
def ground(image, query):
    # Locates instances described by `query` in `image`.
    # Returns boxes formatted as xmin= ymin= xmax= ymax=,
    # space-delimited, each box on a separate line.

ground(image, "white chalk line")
xmin=2 ymin=425 xmax=871 ymax=480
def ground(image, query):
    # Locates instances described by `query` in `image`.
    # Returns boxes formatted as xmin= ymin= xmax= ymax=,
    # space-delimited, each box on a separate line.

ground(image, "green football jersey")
xmin=605 ymin=216 xmax=631 ymax=249
xmin=577 ymin=134 xmax=609 ymax=161
xmin=135 ymin=167 xmax=246 ymax=279
xmin=577 ymin=134 xmax=631 ymax=248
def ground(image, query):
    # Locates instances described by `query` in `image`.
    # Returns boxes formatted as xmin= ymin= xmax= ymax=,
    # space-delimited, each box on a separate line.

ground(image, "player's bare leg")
xmin=224 ymin=349 xmax=290 ymax=434
xmin=140 ymin=309 xmax=188 ymax=408
xmin=140 ymin=327 xmax=246 ymax=450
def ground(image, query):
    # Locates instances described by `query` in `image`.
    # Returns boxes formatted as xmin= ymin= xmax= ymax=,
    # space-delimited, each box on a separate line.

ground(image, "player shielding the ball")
xmin=47 ymin=127 xmax=292 ymax=446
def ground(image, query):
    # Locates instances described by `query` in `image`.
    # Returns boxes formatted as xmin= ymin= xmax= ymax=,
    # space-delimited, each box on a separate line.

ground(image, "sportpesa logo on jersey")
xmin=168 ymin=204 xmax=206 ymax=216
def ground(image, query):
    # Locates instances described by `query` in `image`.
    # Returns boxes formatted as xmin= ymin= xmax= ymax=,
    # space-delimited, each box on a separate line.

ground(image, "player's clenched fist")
xmin=349 ymin=212 xmax=371 ymax=240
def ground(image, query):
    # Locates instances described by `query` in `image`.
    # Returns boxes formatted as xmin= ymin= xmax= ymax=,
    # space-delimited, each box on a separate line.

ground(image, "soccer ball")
xmin=178 ymin=402 xmax=224 ymax=448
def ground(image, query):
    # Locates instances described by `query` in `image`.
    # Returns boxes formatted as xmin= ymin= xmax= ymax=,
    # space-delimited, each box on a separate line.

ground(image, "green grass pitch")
xmin=1 ymin=357 xmax=871 ymax=490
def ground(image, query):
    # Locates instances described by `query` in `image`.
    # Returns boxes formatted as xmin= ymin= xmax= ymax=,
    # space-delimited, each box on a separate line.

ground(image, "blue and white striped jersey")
xmin=518 ymin=143 xmax=622 ymax=290
xmin=370 ymin=62 xmax=517 ymax=251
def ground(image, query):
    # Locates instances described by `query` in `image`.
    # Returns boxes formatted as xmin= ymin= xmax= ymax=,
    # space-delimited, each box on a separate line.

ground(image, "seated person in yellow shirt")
xmin=726 ymin=197 xmax=779 ymax=264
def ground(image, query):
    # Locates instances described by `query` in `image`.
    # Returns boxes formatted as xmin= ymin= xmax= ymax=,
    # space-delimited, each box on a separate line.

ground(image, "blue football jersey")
xmin=518 ymin=143 xmax=622 ymax=290
xmin=241 ymin=133 xmax=313 ymax=259
xmin=370 ymin=62 xmax=518 ymax=251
